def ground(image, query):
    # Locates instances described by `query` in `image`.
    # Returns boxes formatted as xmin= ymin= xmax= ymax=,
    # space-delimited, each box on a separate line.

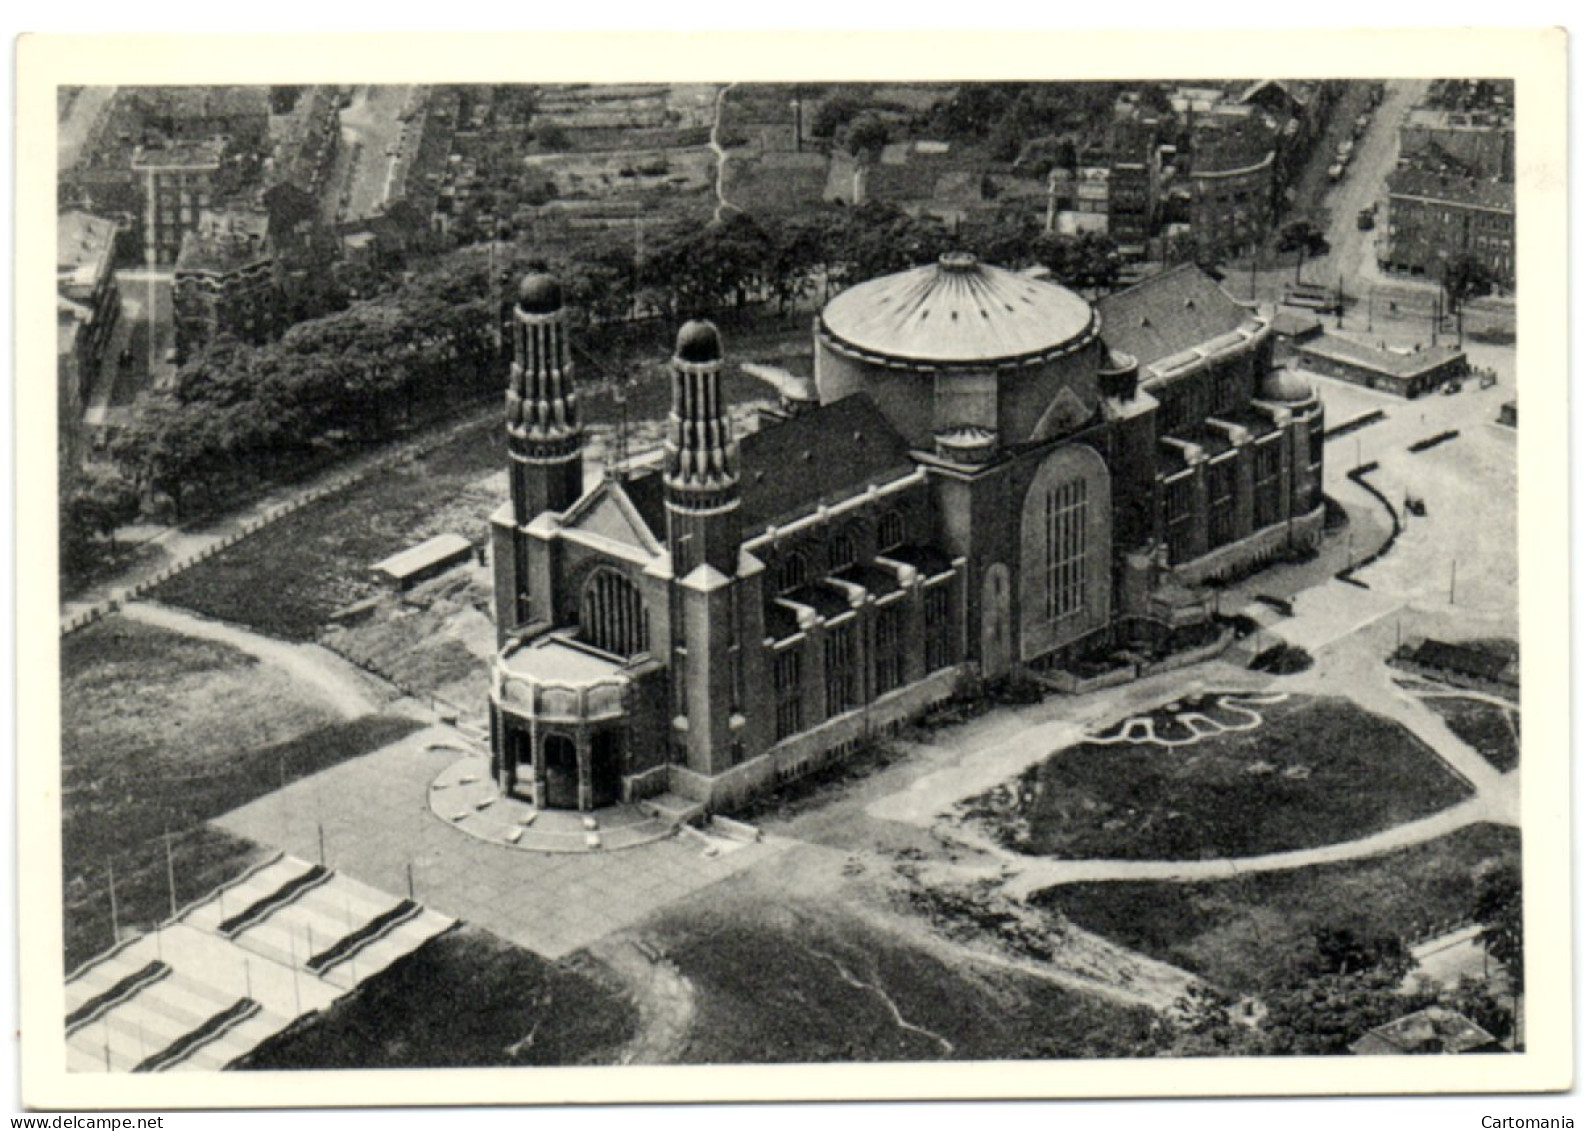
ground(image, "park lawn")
xmin=241 ymin=926 xmax=638 ymax=1069
xmin=649 ymin=888 xmax=1162 ymax=1063
xmin=1034 ymin=823 xmax=1519 ymax=997
xmin=1424 ymin=696 xmax=1520 ymax=772
xmin=60 ymin=616 xmax=423 ymax=969
xmin=958 ymin=694 xmax=1472 ymax=861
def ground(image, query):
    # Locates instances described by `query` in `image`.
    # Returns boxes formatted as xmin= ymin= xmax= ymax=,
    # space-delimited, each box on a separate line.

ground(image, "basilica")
xmin=486 ymin=254 xmax=1324 ymax=812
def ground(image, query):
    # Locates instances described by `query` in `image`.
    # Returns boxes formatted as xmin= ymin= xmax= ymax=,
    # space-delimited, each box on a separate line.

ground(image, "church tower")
xmin=506 ymin=272 xmax=583 ymax=523
xmin=662 ymin=320 xmax=758 ymax=780
xmin=491 ymin=272 xmax=585 ymax=644
xmin=663 ymin=320 xmax=741 ymax=578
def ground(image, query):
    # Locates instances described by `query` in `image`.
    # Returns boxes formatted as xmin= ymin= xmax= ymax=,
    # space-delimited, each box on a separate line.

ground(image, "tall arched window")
xmin=777 ymin=551 xmax=809 ymax=594
xmin=580 ymin=568 xmax=649 ymax=657
xmin=828 ymin=528 xmax=858 ymax=573
xmin=877 ymin=509 xmax=906 ymax=552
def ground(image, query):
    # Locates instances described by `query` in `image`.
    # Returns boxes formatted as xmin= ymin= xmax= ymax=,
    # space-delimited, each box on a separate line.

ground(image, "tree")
xmin=1472 ymin=859 xmax=1523 ymax=991
xmin=1259 ymin=966 xmax=1439 ymax=1055
xmin=1277 ymin=219 xmax=1330 ymax=284
xmin=1441 ymin=251 xmax=1495 ymax=314
xmin=809 ymin=95 xmax=865 ymax=141
xmin=841 ymin=113 xmax=890 ymax=161
xmin=1303 ymin=924 xmax=1412 ymax=980
xmin=533 ymin=122 xmax=572 ymax=152
xmin=70 ymin=466 xmax=141 ymax=548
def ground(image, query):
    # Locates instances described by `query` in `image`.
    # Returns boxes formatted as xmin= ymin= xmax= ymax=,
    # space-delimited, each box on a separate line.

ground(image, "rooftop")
xmin=131 ymin=138 xmax=225 ymax=170
xmin=1387 ymin=166 xmax=1514 ymax=212
xmin=739 ymin=394 xmax=915 ymax=535
xmin=1096 ymin=263 xmax=1256 ymax=371
xmin=57 ymin=211 xmax=118 ymax=294
xmin=175 ymin=209 xmax=273 ymax=273
xmin=371 ymin=532 xmax=473 ymax=583
xmin=1350 ymin=1007 xmax=1498 ymax=1056
xmin=1297 ymin=334 xmax=1465 ymax=380
xmin=500 ymin=634 xmax=629 ymax=688
xmin=819 ymin=252 xmax=1097 ymax=367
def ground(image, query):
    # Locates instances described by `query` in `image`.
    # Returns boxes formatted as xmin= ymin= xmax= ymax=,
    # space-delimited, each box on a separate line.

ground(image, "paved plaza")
xmin=215 ymin=727 xmax=791 ymax=959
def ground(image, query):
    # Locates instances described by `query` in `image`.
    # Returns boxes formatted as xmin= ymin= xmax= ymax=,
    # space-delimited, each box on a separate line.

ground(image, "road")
xmin=58 ymin=85 xmax=116 ymax=173
xmin=339 ymin=85 xmax=415 ymax=221
xmin=1309 ymin=79 xmax=1430 ymax=290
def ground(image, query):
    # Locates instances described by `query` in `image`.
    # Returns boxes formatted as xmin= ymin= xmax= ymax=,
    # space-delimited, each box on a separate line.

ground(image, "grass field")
xmin=60 ymin=616 xmax=423 ymax=968
xmin=958 ymin=694 xmax=1472 ymax=861
xmin=1034 ymin=823 xmax=1519 ymax=996
xmin=650 ymin=891 xmax=1162 ymax=1062
xmin=242 ymin=926 xmax=638 ymax=1069
xmin=1423 ymin=696 xmax=1520 ymax=772
xmin=148 ymin=418 xmax=506 ymax=641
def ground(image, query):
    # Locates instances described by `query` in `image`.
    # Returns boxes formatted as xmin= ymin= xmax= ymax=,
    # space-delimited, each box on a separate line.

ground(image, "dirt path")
xmin=708 ymin=82 xmax=740 ymax=222
xmin=590 ymin=937 xmax=696 ymax=1065
xmin=122 ymin=602 xmax=388 ymax=720
xmin=944 ymin=795 xmax=1503 ymax=901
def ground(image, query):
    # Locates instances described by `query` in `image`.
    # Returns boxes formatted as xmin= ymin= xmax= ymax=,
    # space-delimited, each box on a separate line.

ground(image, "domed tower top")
xmin=1258 ymin=366 xmax=1316 ymax=404
xmin=505 ymin=269 xmax=581 ymax=524
xmin=674 ymin=319 xmax=723 ymax=364
xmin=517 ymin=271 xmax=564 ymax=315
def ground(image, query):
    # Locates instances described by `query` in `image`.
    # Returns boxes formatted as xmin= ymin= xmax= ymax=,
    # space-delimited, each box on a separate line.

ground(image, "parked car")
xmin=1328 ymin=162 xmax=1346 ymax=182
xmin=1357 ymin=207 xmax=1376 ymax=231
xmin=1441 ymin=380 xmax=1463 ymax=396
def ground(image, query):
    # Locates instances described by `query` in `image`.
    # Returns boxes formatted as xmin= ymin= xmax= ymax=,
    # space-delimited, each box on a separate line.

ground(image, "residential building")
xmin=172 ymin=207 xmax=279 ymax=361
xmin=1186 ymin=111 xmax=1276 ymax=262
xmin=57 ymin=211 xmax=121 ymax=482
xmin=1380 ymin=167 xmax=1515 ymax=289
xmin=131 ymin=140 xmax=224 ymax=267
xmin=1398 ymin=105 xmax=1514 ymax=182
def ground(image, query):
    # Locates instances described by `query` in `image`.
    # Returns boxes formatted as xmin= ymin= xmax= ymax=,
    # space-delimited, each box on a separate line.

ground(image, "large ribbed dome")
xmin=819 ymin=252 xmax=1097 ymax=367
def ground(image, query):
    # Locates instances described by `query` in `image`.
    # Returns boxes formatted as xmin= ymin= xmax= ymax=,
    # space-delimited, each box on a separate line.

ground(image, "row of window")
xmin=1156 ymin=366 xmax=1249 ymax=434
xmin=1162 ymin=439 xmax=1292 ymax=563
xmin=773 ymin=592 xmax=953 ymax=741
xmin=773 ymin=508 xmax=909 ymax=594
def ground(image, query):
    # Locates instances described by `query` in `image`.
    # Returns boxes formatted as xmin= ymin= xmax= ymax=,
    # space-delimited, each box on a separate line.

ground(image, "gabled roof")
xmin=560 ymin=476 xmax=665 ymax=558
xmin=739 ymin=395 xmax=914 ymax=534
xmin=1096 ymin=264 xmax=1254 ymax=371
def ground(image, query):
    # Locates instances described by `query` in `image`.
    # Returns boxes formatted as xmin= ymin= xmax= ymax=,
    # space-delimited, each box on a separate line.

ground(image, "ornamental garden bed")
xmin=955 ymin=694 xmax=1471 ymax=862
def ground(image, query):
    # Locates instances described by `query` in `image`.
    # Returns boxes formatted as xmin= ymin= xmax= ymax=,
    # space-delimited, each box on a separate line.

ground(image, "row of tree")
xmin=65 ymin=201 xmax=1121 ymax=573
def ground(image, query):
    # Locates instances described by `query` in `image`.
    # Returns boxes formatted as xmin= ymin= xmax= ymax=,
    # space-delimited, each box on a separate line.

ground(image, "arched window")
xmin=877 ymin=509 xmax=906 ymax=552
xmin=828 ymin=528 xmax=858 ymax=573
xmin=579 ymin=568 xmax=648 ymax=657
xmin=777 ymin=551 xmax=809 ymax=594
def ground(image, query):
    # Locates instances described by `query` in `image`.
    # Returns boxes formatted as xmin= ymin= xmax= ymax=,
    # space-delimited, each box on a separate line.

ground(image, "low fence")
xmin=1408 ymin=429 xmax=1460 ymax=454
xmin=1335 ymin=462 xmax=1402 ymax=589
xmin=1324 ymin=409 xmax=1386 ymax=442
